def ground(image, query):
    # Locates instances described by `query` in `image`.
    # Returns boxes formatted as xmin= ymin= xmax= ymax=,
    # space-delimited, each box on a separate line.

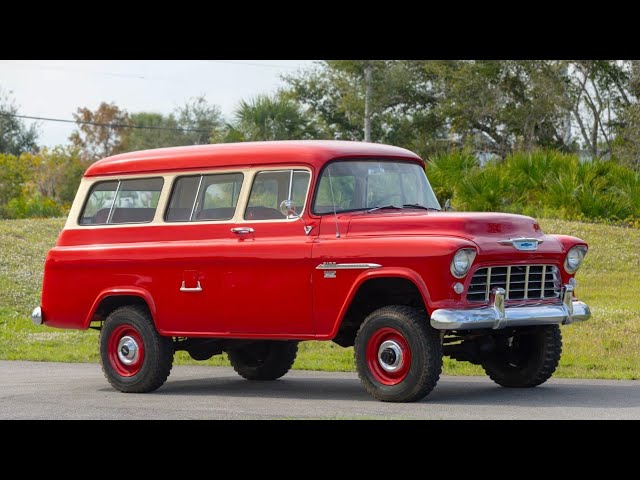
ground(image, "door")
xmin=223 ymin=168 xmax=315 ymax=335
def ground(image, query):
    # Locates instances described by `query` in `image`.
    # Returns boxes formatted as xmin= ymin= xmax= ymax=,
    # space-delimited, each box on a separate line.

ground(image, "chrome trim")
xmin=378 ymin=340 xmax=404 ymax=372
xmin=231 ymin=227 xmax=254 ymax=235
xmin=431 ymin=283 xmax=591 ymax=330
xmin=316 ymin=262 xmax=382 ymax=270
xmin=117 ymin=336 xmax=140 ymax=365
xmin=180 ymin=281 xmax=203 ymax=292
xmin=31 ymin=306 xmax=43 ymax=326
xmin=467 ymin=264 xmax=560 ymax=302
xmin=498 ymin=237 xmax=544 ymax=251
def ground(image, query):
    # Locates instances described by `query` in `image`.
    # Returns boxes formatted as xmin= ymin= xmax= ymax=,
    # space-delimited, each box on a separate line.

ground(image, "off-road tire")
xmin=354 ymin=305 xmax=442 ymax=402
xmin=227 ymin=341 xmax=298 ymax=381
xmin=99 ymin=305 xmax=174 ymax=393
xmin=481 ymin=325 xmax=562 ymax=388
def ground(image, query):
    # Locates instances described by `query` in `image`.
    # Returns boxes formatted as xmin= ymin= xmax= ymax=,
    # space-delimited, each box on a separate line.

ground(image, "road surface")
xmin=1 ymin=361 xmax=638 ymax=419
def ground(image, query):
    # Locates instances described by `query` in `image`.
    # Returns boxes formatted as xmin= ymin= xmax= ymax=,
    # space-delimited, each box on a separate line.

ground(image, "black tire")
xmin=99 ymin=305 xmax=174 ymax=393
xmin=481 ymin=325 xmax=562 ymax=388
xmin=354 ymin=305 xmax=442 ymax=403
xmin=227 ymin=341 xmax=298 ymax=381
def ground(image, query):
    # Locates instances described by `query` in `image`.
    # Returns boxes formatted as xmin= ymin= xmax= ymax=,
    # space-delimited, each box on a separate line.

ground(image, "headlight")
xmin=450 ymin=248 xmax=477 ymax=278
xmin=564 ymin=245 xmax=587 ymax=274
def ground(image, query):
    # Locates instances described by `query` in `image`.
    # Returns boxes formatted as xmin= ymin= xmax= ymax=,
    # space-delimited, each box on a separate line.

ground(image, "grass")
xmin=0 ymin=217 xmax=639 ymax=379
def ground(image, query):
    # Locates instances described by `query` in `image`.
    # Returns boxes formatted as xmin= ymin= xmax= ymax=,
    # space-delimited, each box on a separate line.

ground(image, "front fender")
xmin=326 ymin=266 xmax=432 ymax=339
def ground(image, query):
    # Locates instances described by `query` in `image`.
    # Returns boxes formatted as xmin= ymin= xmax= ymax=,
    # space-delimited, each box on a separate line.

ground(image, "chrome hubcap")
xmin=117 ymin=336 xmax=139 ymax=365
xmin=378 ymin=340 xmax=403 ymax=372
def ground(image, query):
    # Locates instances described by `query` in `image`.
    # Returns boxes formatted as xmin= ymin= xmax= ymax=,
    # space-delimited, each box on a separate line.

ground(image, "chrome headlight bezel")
xmin=564 ymin=245 xmax=588 ymax=274
xmin=450 ymin=248 xmax=477 ymax=278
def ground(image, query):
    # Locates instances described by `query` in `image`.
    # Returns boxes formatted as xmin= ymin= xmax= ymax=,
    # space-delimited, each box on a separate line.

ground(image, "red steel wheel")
xmin=365 ymin=327 xmax=411 ymax=386
xmin=107 ymin=324 xmax=145 ymax=377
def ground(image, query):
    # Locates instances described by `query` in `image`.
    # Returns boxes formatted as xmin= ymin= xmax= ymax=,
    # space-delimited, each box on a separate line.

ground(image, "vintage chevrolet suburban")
xmin=32 ymin=141 xmax=591 ymax=402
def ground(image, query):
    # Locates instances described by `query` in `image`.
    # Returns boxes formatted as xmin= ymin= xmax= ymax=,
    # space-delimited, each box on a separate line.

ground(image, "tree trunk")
xmin=364 ymin=64 xmax=372 ymax=142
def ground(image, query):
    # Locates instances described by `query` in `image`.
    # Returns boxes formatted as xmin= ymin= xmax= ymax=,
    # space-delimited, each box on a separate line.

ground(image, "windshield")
xmin=313 ymin=159 xmax=441 ymax=214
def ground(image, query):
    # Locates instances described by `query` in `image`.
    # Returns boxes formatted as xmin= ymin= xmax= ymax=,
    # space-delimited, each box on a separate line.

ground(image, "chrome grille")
xmin=467 ymin=265 xmax=560 ymax=303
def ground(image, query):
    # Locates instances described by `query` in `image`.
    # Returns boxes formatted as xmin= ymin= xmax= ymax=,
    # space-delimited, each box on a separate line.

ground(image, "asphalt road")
xmin=1 ymin=360 xmax=638 ymax=419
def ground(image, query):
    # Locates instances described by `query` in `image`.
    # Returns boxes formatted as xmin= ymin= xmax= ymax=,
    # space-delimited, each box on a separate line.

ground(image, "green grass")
xmin=1 ymin=217 xmax=639 ymax=379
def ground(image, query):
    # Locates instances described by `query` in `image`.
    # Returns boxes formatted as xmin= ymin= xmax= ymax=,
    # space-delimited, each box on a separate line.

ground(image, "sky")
xmin=0 ymin=60 xmax=316 ymax=148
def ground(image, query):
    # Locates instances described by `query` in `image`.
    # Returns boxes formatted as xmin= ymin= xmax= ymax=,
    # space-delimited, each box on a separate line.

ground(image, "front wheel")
xmin=354 ymin=306 xmax=442 ymax=402
xmin=481 ymin=325 xmax=562 ymax=388
xmin=99 ymin=305 xmax=174 ymax=393
xmin=227 ymin=341 xmax=298 ymax=381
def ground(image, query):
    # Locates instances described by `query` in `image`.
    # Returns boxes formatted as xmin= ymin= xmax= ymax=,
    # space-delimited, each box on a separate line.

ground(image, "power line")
xmin=0 ymin=112 xmax=212 ymax=133
xmin=205 ymin=60 xmax=305 ymax=70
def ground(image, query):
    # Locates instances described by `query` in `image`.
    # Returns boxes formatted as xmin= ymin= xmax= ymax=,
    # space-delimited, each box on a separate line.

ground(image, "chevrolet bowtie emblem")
xmin=498 ymin=237 xmax=543 ymax=251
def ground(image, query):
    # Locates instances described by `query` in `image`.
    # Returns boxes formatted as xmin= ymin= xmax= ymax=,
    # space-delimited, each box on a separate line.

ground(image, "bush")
xmin=3 ymin=195 xmax=64 ymax=219
xmin=432 ymin=149 xmax=640 ymax=225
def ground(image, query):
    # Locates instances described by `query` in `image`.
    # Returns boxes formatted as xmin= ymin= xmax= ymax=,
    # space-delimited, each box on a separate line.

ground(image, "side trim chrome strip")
xmin=316 ymin=262 xmax=382 ymax=270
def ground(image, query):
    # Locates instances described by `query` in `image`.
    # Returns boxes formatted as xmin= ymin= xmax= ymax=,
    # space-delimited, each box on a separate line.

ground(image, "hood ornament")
xmin=498 ymin=237 xmax=543 ymax=251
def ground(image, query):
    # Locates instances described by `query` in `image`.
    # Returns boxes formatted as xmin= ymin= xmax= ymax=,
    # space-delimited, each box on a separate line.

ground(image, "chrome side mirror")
xmin=280 ymin=199 xmax=300 ymax=219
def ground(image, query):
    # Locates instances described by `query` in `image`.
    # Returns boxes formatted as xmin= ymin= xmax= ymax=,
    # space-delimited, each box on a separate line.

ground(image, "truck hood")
xmin=346 ymin=211 xmax=563 ymax=256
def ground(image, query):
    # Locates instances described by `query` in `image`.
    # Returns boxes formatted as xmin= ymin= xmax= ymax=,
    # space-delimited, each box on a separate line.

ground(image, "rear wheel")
xmin=99 ymin=305 xmax=174 ymax=393
xmin=354 ymin=305 xmax=442 ymax=402
xmin=227 ymin=341 xmax=298 ymax=381
xmin=481 ymin=325 xmax=562 ymax=388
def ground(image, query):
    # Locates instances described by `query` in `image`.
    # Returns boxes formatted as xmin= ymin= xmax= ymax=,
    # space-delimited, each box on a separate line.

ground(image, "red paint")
xmin=365 ymin=327 xmax=411 ymax=385
xmin=38 ymin=141 xmax=588 ymax=341
xmin=107 ymin=325 xmax=145 ymax=377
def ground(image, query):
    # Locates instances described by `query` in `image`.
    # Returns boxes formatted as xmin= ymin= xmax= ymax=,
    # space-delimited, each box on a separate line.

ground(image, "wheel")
xmin=227 ymin=341 xmax=298 ymax=381
xmin=354 ymin=305 xmax=442 ymax=402
xmin=99 ymin=305 xmax=174 ymax=393
xmin=481 ymin=325 xmax=562 ymax=388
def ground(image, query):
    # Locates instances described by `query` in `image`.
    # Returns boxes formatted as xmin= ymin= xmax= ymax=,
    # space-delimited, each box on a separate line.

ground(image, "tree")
xmin=221 ymin=93 xmax=320 ymax=142
xmin=69 ymin=102 xmax=129 ymax=161
xmin=0 ymin=87 xmax=39 ymax=155
xmin=175 ymin=96 xmax=224 ymax=144
xmin=121 ymin=112 xmax=183 ymax=152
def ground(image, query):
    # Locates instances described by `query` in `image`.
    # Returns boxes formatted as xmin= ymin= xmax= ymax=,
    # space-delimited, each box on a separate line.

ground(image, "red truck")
xmin=32 ymin=141 xmax=590 ymax=402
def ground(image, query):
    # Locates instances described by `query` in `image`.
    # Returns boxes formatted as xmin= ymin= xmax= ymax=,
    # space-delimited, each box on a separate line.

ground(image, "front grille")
xmin=467 ymin=265 xmax=560 ymax=303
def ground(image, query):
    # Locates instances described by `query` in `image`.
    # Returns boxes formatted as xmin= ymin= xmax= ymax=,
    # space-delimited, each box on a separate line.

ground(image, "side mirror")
xmin=280 ymin=199 xmax=300 ymax=219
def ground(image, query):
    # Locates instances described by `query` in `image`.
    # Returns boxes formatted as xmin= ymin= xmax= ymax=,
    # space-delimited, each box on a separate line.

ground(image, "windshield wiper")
xmin=366 ymin=205 xmax=403 ymax=213
xmin=403 ymin=203 xmax=441 ymax=212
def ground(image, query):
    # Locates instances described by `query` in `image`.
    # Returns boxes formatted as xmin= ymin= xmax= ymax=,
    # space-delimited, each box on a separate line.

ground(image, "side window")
xmin=244 ymin=169 xmax=311 ymax=220
xmin=165 ymin=173 xmax=243 ymax=222
xmin=79 ymin=178 xmax=163 ymax=225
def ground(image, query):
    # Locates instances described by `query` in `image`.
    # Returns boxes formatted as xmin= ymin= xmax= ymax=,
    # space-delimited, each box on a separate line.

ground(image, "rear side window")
xmin=165 ymin=173 xmax=243 ymax=222
xmin=79 ymin=177 xmax=164 ymax=225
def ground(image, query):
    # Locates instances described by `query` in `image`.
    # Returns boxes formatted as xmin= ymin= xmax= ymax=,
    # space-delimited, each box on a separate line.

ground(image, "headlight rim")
xmin=450 ymin=248 xmax=477 ymax=278
xmin=564 ymin=245 xmax=588 ymax=274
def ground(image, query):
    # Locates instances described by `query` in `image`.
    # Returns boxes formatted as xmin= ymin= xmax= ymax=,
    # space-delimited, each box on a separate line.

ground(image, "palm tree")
xmin=222 ymin=94 xmax=319 ymax=142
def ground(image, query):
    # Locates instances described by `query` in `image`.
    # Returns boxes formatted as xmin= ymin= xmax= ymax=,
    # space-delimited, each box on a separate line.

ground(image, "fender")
xmin=84 ymin=286 xmax=157 ymax=329
xmin=326 ymin=266 xmax=432 ymax=339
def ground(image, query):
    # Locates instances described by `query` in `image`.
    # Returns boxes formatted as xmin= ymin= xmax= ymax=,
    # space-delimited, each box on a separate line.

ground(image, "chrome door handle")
xmin=180 ymin=281 xmax=202 ymax=292
xmin=231 ymin=227 xmax=254 ymax=235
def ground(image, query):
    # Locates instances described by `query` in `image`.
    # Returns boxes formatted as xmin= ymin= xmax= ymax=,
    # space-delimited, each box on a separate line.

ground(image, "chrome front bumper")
xmin=430 ymin=284 xmax=591 ymax=330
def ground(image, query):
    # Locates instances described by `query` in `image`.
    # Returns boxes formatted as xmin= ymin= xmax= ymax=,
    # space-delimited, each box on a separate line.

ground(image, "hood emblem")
xmin=498 ymin=237 xmax=543 ymax=251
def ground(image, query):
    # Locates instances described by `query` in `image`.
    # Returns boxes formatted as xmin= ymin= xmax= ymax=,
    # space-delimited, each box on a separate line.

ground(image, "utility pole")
xmin=364 ymin=63 xmax=372 ymax=142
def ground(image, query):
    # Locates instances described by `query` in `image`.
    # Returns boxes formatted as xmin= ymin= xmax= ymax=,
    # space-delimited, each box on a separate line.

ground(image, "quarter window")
xmin=79 ymin=177 xmax=163 ymax=225
xmin=165 ymin=173 xmax=243 ymax=222
xmin=244 ymin=170 xmax=310 ymax=220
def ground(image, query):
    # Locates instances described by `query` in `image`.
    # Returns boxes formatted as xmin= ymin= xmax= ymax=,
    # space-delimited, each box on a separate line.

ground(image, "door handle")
xmin=231 ymin=227 xmax=254 ymax=235
xmin=180 ymin=281 xmax=203 ymax=292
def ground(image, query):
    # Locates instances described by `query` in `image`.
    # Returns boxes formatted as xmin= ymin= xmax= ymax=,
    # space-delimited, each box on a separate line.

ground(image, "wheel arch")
xmin=329 ymin=267 xmax=433 ymax=346
xmin=85 ymin=287 xmax=157 ymax=328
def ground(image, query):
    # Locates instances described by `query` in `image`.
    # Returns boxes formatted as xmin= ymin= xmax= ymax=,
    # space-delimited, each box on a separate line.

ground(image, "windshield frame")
xmin=311 ymin=157 xmax=440 ymax=216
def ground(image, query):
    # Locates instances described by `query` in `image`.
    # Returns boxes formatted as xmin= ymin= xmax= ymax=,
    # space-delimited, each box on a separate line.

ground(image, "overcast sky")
xmin=0 ymin=60 xmax=316 ymax=148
